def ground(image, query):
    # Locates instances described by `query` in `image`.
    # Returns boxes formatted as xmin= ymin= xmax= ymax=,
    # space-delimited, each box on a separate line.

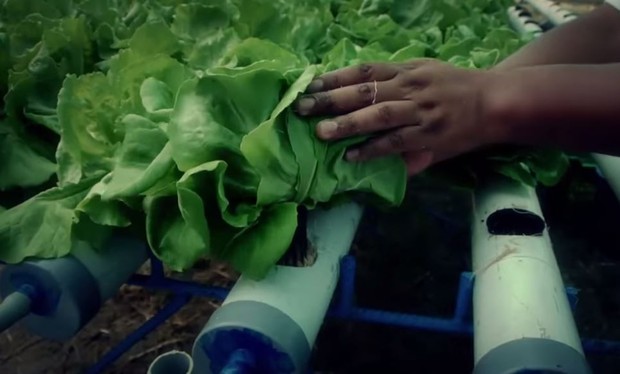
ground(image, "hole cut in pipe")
xmin=277 ymin=206 xmax=318 ymax=267
xmin=486 ymin=208 xmax=545 ymax=236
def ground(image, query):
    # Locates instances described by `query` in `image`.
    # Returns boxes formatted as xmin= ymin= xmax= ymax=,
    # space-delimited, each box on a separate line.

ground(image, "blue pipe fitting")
xmin=220 ymin=349 xmax=257 ymax=374
xmin=0 ymin=236 xmax=148 ymax=340
xmin=0 ymin=255 xmax=101 ymax=341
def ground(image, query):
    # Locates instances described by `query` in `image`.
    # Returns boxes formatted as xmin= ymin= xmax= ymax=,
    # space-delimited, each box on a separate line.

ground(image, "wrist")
xmin=480 ymin=63 xmax=620 ymax=155
xmin=479 ymin=70 xmax=522 ymax=147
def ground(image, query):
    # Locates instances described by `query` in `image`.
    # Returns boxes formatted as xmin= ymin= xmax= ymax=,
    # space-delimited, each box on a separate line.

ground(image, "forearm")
xmin=489 ymin=63 xmax=620 ymax=155
xmin=493 ymin=4 xmax=620 ymax=71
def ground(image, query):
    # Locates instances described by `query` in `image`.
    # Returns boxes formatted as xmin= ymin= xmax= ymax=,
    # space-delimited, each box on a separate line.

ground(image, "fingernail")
xmin=296 ymin=97 xmax=315 ymax=115
xmin=346 ymin=149 xmax=360 ymax=161
xmin=306 ymin=79 xmax=324 ymax=93
xmin=317 ymin=121 xmax=338 ymax=138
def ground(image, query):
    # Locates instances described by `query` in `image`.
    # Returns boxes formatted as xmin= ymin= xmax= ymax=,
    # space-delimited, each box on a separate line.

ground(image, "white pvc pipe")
xmin=593 ymin=154 xmax=620 ymax=200
xmin=188 ymin=202 xmax=364 ymax=373
xmin=472 ymin=179 xmax=584 ymax=363
xmin=72 ymin=236 xmax=148 ymax=301
xmin=507 ymin=6 xmax=543 ymax=37
xmin=221 ymin=202 xmax=363 ymax=346
xmin=148 ymin=350 xmax=193 ymax=374
xmin=0 ymin=236 xmax=148 ymax=341
xmin=524 ymin=0 xmax=577 ymax=25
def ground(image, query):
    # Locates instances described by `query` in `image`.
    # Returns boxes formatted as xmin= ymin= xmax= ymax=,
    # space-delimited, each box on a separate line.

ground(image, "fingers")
xmin=305 ymin=63 xmax=401 ymax=94
xmin=403 ymin=151 xmax=434 ymax=176
xmin=305 ymin=59 xmax=439 ymax=94
xmin=295 ymin=79 xmax=401 ymax=116
xmin=401 ymin=58 xmax=440 ymax=71
xmin=315 ymin=101 xmax=419 ymax=140
xmin=346 ymin=127 xmax=417 ymax=161
xmin=346 ymin=126 xmax=430 ymax=162
xmin=296 ymin=60 xmax=441 ymax=116
xmin=346 ymin=127 xmax=436 ymax=176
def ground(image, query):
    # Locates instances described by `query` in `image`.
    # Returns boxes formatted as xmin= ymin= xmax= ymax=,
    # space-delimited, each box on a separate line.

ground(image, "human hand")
xmin=294 ymin=59 xmax=505 ymax=176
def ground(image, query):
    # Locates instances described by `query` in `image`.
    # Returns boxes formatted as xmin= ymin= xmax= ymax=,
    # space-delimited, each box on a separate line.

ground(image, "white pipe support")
xmin=507 ymin=6 xmax=543 ymax=37
xmin=524 ymin=0 xmax=577 ymax=26
xmin=191 ymin=202 xmax=363 ymax=374
xmin=471 ymin=178 xmax=591 ymax=374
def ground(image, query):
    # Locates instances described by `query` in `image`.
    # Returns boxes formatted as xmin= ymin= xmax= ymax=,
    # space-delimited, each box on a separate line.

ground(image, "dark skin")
xmin=295 ymin=4 xmax=620 ymax=176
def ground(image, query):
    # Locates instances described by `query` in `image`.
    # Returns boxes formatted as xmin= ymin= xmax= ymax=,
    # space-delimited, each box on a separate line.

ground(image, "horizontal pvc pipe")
xmin=344 ymin=307 xmax=474 ymax=335
xmin=453 ymin=272 xmax=474 ymax=322
xmin=582 ymin=338 xmax=620 ymax=355
xmin=127 ymin=274 xmax=229 ymax=301
xmin=332 ymin=255 xmax=356 ymax=316
xmin=330 ymin=255 xmax=473 ymax=335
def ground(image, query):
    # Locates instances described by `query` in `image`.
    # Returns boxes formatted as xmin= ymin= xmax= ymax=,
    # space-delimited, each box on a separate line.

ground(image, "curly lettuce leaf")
xmin=56 ymin=49 xmax=191 ymax=185
xmin=241 ymin=66 xmax=407 ymax=207
xmin=0 ymin=0 xmax=573 ymax=279
xmin=146 ymin=160 xmax=261 ymax=271
xmin=0 ymin=175 xmax=100 ymax=263
xmin=168 ymin=65 xmax=284 ymax=171
xmin=0 ymin=120 xmax=56 ymax=190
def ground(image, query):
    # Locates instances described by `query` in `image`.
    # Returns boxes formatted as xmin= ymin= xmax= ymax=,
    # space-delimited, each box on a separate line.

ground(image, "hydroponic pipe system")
xmin=507 ymin=5 xmax=543 ymax=37
xmin=470 ymin=2 xmax=620 ymax=372
xmin=521 ymin=0 xmax=577 ymax=25
xmin=149 ymin=202 xmax=364 ymax=374
xmin=2 ymin=2 xmax=620 ymax=373
xmin=0 ymin=236 xmax=148 ymax=340
xmin=0 ymin=201 xmax=366 ymax=373
xmin=471 ymin=178 xmax=591 ymax=374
